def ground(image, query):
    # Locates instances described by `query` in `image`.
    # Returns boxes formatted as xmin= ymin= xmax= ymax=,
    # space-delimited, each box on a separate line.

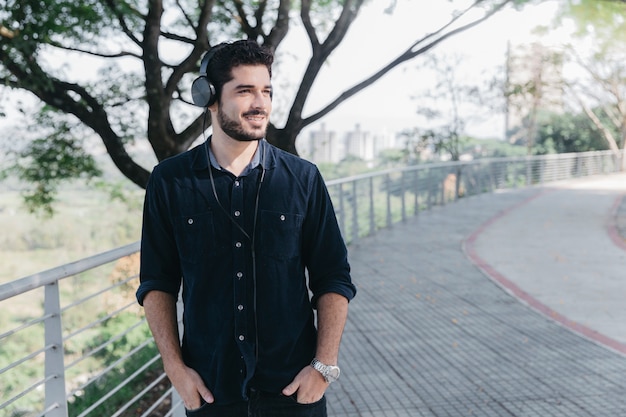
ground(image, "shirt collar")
xmin=205 ymin=137 xmax=267 ymax=176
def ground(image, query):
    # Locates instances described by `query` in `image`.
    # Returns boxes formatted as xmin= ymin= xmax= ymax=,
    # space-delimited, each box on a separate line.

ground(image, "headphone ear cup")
xmin=191 ymin=76 xmax=216 ymax=107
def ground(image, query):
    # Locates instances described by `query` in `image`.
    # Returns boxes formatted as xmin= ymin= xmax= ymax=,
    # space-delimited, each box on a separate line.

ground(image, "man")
xmin=136 ymin=40 xmax=356 ymax=416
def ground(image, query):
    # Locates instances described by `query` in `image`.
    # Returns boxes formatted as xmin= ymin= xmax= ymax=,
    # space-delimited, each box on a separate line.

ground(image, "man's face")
xmin=215 ymin=65 xmax=272 ymax=142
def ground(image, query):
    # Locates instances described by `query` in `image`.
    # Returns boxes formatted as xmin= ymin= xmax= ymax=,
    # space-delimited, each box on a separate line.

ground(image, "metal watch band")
xmin=311 ymin=358 xmax=340 ymax=383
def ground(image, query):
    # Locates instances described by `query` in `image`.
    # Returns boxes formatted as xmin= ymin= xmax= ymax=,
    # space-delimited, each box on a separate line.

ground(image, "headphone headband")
xmin=192 ymin=43 xmax=230 ymax=107
xmin=199 ymin=43 xmax=228 ymax=76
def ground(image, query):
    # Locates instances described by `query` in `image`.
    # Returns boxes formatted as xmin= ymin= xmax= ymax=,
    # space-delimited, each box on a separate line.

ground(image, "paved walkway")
xmin=326 ymin=173 xmax=626 ymax=417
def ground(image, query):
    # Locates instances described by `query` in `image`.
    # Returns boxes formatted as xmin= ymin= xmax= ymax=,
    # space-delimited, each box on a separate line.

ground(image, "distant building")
xmin=302 ymin=123 xmax=402 ymax=164
xmin=300 ymin=123 xmax=343 ymax=163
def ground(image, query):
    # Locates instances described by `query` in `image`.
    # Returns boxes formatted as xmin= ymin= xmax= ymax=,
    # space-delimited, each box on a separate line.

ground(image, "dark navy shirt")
xmin=136 ymin=139 xmax=356 ymax=405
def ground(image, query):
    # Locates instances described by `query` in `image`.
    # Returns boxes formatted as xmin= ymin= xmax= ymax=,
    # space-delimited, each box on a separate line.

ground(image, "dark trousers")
xmin=185 ymin=390 xmax=327 ymax=417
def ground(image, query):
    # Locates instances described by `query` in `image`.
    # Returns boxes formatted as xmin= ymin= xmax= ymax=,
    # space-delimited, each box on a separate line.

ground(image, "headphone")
xmin=191 ymin=44 xmax=228 ymax=107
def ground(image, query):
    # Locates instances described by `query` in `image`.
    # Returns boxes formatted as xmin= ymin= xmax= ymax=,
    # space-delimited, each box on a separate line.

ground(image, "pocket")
xmin=258 ymin=210 xmax=303 ymax=260
xmin=186 ymin=401 xmax=248 ymax=416
xmin=174 ymin=210 xmax=216 ymax=264
xmin=185 ymin=400 xmax=209 ymax=416
xmin=255 ymin=394 xmax=327 ymax=417
xmin=289 ymin=394 xmax=326 ymax=408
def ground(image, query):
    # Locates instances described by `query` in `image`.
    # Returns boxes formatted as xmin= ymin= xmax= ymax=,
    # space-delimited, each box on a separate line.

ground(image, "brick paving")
xmin=326 ymin=175 xmax=626 ymax=417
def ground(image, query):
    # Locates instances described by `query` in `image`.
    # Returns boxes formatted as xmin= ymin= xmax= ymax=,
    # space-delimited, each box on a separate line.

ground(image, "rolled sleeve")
xmin=136 ymin=167 xmax=182 ymax=305
xmin=304 ymin=170 xmax=356 ymax=307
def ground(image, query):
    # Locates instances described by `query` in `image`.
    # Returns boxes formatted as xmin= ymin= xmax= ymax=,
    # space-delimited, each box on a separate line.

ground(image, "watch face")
xmin=327 ymin=366 xmax=340 ymax=382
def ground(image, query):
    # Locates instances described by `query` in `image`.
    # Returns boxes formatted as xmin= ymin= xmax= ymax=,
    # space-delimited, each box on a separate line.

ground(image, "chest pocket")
xmin=174 ymin=211 xmax=217 ymax=264
xmin=258 ymin=210 xmax=303 ymax=260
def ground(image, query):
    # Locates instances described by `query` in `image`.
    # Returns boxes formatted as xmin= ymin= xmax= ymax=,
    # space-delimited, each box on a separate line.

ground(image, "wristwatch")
xmin=310 ymin=358 xmax=341 ymax=383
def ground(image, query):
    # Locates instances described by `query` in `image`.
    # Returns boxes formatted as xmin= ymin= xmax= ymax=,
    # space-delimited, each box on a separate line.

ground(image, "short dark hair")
xmin=206 ymin=40 xmax=274 ymax=103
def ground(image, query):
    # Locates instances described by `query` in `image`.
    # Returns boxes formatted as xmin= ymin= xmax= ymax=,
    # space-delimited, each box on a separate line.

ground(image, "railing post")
xmin=44 ymin=282 xmax=68 ymax=417
xmin=171 ymin=294 xmax=186 ymax=417
xmin=368 ymin=176 xmax=375 ymax=235
xmin=400 ymin=171 xmax=406 ymax=221
xmin=385 ymin=173 xmax=392 ymax=228
xmin=351 ymin=180 xmax=359 ymax=240
xmin=338 ymin=184 xmax=346 ymax=239
xmin=427 ymin=169 xmax=433 ymax=209
xmin=413 ymin=170 xmax=419 ymax=215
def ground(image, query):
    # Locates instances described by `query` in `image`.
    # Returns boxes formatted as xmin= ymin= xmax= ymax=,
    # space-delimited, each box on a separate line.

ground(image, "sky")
xmin=273 ymin=0 xmax=569 ymax=139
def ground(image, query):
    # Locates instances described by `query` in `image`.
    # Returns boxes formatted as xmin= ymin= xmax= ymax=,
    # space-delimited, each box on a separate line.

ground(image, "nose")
xmin=252 ymin=90 xmax=271 ymax=109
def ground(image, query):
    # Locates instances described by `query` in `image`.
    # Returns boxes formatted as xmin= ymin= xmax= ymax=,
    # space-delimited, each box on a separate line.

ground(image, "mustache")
xmin=243 ymin=110 xmax=268 ymax=117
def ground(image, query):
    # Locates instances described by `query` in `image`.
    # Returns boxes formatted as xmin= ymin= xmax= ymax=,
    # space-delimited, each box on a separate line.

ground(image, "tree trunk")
xmin=267 ymin=124 xmax=300 ymax=156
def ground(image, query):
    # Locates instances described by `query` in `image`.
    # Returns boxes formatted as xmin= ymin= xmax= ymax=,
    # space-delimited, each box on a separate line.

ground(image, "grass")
xmin=0 ymin=188 xmax=144 ymax=284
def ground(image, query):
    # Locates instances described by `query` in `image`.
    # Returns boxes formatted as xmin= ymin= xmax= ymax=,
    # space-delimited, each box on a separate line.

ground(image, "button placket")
xmin=231 ymin=176 xmax=248 ymax=348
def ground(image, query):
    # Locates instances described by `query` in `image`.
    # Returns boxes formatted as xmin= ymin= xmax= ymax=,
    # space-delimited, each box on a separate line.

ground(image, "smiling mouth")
xmin=244 ymin=110 xmax=267 ymax=124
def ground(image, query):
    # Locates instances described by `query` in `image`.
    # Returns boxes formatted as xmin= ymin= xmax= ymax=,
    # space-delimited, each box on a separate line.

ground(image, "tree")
xmin=0 ymin=0 xmax=522 ymax=213
xmin=533 ymin=110 xmax=610 ymax=155
xmin=410 ymin=53 xmax=488 ymax=162
xmin=504 ymin=42 xmax=564 ymax=152
xmin=556 ymin=0 xmax=626 ymax=169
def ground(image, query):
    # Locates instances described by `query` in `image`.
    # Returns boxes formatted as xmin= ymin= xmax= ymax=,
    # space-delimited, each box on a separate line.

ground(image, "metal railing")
xmin=0 ymin=150 xmax=622 ymax=417
xmin=328 ymin=150 xmax=621 ymax=243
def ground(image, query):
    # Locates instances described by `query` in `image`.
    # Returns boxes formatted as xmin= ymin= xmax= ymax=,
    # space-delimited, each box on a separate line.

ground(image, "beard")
xmin=217 ymin=107 xmax=268 ymax=142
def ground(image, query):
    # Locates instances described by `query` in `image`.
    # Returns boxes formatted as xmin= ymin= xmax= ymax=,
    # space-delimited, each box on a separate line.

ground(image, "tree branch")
xmin=47 ymin=41 xmax=142 ymax=60
xmin=233 ymin=0 xmax=255 ymax=37
xmin=0 ymin=46 xmax=150 ymax=187
xmin=174 ymin=0 xmax=196 ymax=29
xmin=163 ymin=0 xmax=216 ymax=149
xmin=103 ymin=0 xmax=144 ymax=47
xmin=265 ymin=0 xmax=291 ymax=50
xmin=160 ymin=31 xmax=196 ymax=44
xmin=287 ymin=0 xmax=365 ymax=132
xmin=568 ymin=83 xmax=621 ymax=155
xmin=302 ymin=0 xmax=512 ymax=128
xmin=300 ymin=0 xmax=320 ymax=47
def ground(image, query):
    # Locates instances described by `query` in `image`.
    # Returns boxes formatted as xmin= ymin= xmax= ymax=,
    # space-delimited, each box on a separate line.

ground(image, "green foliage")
xmin=532 ymin=111 xmax=610 ymax=155
xmin=93 ymin=313 xmax=152 ymax=361
xmin=2 ymin=0 xmax=117 ymax=47
xmin=378 ymin=148 xmax=407 ymax=166
xmin=11 ymin=111 xmax=102 ymax=217
xmin=559 ymin=0 xmax=626 ymax=46
xmin=463 ymin=138 xmax=527 ymax=158
xmin=317 ymin=156 xmax=372 ymax=180
xmin=67 ymin=313 xmax=160 ymax=417
xmin=0 ymin=323 xmax=43 ymax=397
xmin=411 ymin=53 xmax=489 ymax=161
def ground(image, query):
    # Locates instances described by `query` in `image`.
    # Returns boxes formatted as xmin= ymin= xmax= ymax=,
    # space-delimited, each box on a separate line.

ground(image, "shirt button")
xmin=234 ymin=210 xmax=241 ymax=217
xmin=235 ymin=242 xmax=242 ymax=248
xmin=187 ymin=218 xmax=194 ymax=225
xmin=236 ymin=271 xmax=243 ymax=279
xmin=238 ymin=305 xmax=244 ymax=311
xmin=235 ymin=180 xmax=240 ymax=187
xmin=280 ymin=215 xmax=285 ymax=221
xmin=238 ymin=335 xmax=245 ymax=341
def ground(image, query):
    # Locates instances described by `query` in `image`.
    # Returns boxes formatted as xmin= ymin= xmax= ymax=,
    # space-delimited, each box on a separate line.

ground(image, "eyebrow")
xmin=234 ymin=84 xmax=272 ymax=90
